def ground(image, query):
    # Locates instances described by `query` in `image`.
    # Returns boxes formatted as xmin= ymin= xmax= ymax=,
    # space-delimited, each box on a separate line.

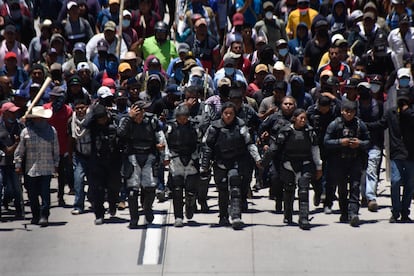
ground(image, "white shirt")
xmin=85 ymin=33 xmax=128 ymax=61
xmin=388 ymin=27 xmax=414 ymax=69
xmin=0 ymin=40 xmax=29 ymax=68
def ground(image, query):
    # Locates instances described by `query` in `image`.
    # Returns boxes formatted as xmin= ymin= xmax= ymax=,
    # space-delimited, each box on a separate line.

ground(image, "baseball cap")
xmin=223 ymin=52 xmax=241 ymax=66
xmin=218 ymin=77 xmax=231 ymax=88
xmin=195 ymin=18 xmax=207 ymax=27
xmin=275 ymin=39 xmax=288 ymax=48
xmin=165 ymin=84 xmax=183 ymax=96
xmin=73 ymin=42 xmax=86 ymax=53
xmin=344 ymin=77 xmax=360 ymax=88
xmin=67 ymin=1 xmax=78 ymax=10
xmin=4 ymin=24 xmax=16 ymax=33
xmin=273 ymin=61 xmax=286 ymax=71
xmin=182 ymin=58 xmax=197 ymax=71
xmin=4 ymin=52 xmax=17 ymax=60
xmin=350 ymin=10 xmax=364 ymax=21
xmin=97 ymin=86 xmax=113 ymax=98
xmin=133 ymin=100 xmax=151 ymax=109
xmin=102 ymin=78 xmax=116 ymax=93
xmin=50 ymin=62 xmax=62 ymax=71
xmin=76 ymin=62 xmax=90 ymax=72
xmin=104 ymin=21 xmax=117 ymax=32
xmin=190 ymin=66 xmax=205 ymax=77
xmin=398 ymin=68 xmax=411 ymax=79
xmin=118 ymin=62 xmax=132 ymax=73
xmin=97 ymin=39 xmax=109 ymax=52
xmin=148 ymin=73 xmax=161 ymax=83
xmin=109 ymin=0 xmax=120 ymax=4
xmin=232 ymin=13 xmax=244 ymax=26
xmin=255 ymin=64 xmax=269 ymax=74
xmin=123 ymin=9 xmax=132 ymax=17
xmin=357 ymin=82 xmax=371 ymax=90
xmin=263 ymin=1 xmax=275 ymax=10
xmin=0 ymin=102 xmax=20 ymax=113
xmin=363 ymin=12 xmax=375 ymax=21
xmin=49 ymin=86 xmax=65 ymax=97
xmin=177 ymin=43 xmax=190 ymax=54
xmin=68 ymin=75 xmax=82 ymax=86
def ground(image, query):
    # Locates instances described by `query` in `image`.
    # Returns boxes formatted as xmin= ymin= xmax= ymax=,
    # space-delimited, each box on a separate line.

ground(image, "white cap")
xmin=398 ymin=68 xmax=411 ymax=79
xmin=273 ymin=61 xmax=286 ymax=71
xmin=76 ymin=62 xmax=90 ymax=71
xmin=331 ymin=34 xmax=344 ymax=44
xmin=123 ymin=10 xmax=132 ymax=17
xmin=67 ymin=1 xmax=78 ymax=10
xmin=97 ymin=86 xmax=113 ymax=98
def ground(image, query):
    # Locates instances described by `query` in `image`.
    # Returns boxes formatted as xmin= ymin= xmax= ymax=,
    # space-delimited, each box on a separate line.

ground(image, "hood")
xmin=331 ymin=0 xmax=346 ymax=23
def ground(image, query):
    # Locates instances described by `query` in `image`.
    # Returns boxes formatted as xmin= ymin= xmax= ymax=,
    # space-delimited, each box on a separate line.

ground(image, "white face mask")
xmin=265 ymin=11 xmax=273 ymax=20
xmin=354 ymin=70 xmax=365 ymax=79
xmin=299 ymin=8 xmax=308 ymax=16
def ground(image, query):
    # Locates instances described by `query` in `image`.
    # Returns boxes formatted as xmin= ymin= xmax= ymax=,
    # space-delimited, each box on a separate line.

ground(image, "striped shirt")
xmin=14 ymin=126 xmax=60 ymax=177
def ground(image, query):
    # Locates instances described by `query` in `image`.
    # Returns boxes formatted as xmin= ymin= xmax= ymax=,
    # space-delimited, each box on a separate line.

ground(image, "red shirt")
xmin=44 ymin=103 xmax=73 ymax=155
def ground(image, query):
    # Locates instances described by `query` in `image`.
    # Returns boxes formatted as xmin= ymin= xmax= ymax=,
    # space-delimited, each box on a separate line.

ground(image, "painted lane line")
xmin=138 ymin=212 xmax=167 ymax=265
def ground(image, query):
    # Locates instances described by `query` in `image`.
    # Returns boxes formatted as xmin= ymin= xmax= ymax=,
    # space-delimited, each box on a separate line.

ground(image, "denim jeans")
xmin=1 ymin=165 xmax=23 ymax=213
xmin=73 ymin=154 xmax=90 ymax=211
xmin=26 ymin=175 xmax=52 ymax=219
xmin=363 ymin=148 xmax=382 ymax=201
xmin=390 ymin=159 xmax=414 ymax=218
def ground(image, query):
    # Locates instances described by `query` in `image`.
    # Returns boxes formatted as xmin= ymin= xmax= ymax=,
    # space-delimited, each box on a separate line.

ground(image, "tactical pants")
xmin=124 ymin=154 xmax=157 ymax=223
xmin=169 ymin=155 xmax=198 ymax=219
xmin=326 ymin=157 xmax=363 ymax=218
xmin=90 ymin=159 xmax=121 ymax=219
xmin=213 ymin=165 xmax=243 ymax=220
xmin=279 ymin=161 xmax=313 ymax=224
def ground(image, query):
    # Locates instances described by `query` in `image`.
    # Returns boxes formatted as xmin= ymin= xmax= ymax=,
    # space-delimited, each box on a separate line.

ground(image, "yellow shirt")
xmin=286 ymin=8 xmax=319 ymax=39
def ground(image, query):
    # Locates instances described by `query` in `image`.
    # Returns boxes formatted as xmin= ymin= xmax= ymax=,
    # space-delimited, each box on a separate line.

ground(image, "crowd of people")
xmin=0 ymin=0 xmax=414 ymax=230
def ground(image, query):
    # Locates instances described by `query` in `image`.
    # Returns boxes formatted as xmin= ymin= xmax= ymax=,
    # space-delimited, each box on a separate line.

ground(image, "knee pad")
xmin=143 ymin=187 xmax=156 ymax=194
xmin=228 ymin=169 xmax=242 ymax=189
xmin=185 ymin=174 xmax=199 ymax=192
xmin=284 ymin=181 xmax=296 ymax=193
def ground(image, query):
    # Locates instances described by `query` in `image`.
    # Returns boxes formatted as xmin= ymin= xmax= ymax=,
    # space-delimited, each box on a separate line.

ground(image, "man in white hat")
xmin=14 ymin=106 xmax=59 ymax=227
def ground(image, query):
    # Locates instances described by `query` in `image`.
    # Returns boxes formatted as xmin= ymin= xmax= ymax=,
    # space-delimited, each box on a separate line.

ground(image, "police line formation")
xmin=0 ymin=0 xmax=414 ymax=231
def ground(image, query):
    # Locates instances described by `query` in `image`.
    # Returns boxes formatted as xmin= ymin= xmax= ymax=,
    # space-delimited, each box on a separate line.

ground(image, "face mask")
xmin=224 ymin=67 xmax=235 ymax=77
xmin=7 ymin=118 xmax=16 ymax=124
xmin=122 ymin=19 xmax=130 ymax=28
xmin=354 ymin=70 xmax=365 ymax=79
xmin=359 ymin=90 xmax=371 ymax=100
xmin=299 ymin=8 xmax=308 ymax=16
xmin=106 ymin=61 xmax=119 ymax=76
xmin=219 ymin=87 xmax=229 ymax=98
xmin=278 ymin=48 xmax=288 ymax=57
xmin=317 ymin=30 xmax=329 ymax=39
xmin=148 ymin=70 xmax=160 ymax=75
xmin=265 ymin=11 xmax=273 ymax=20
xmin=148 ymin=85 xmax=160 ymax=96
xmin=10 ymin=9 xmax=22 ymax=20
xmin=52 ymin=96 xmax=65 ymax=112
xmin=399 ymin=78 xmax=410 ymax=88
xmin=370 ymin=83 xmax=381 ymax=93
xmin=51 ymin=71 xmax=62 ymax=81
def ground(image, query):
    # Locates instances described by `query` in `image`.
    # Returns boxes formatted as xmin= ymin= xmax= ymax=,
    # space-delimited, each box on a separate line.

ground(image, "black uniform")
xmin=324 ymin=116 xmax=371 ymax=223
xmin=201 ymin=117 xmax=261 ymax=229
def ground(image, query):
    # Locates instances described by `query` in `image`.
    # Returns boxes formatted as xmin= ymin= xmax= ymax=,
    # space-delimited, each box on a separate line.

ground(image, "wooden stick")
xmin=23 ymin=76 xmax=52 ymax=119
xmin=116 ymin=0 xmax=125 ymax=59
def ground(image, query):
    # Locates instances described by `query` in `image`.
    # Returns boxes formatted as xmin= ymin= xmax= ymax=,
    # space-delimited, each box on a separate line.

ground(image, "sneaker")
xmin=231 ymin=218 xmax=244 ymax=230
xmin=71 ymin=209 xmax=82 ymax=215
xmin=324 ymin=206 xmax=332 ymax=214
xmin=298 ymin=219 xmax=311 ymax=230
xmin=349 ymin=215 xmax=360 ymax=227
xmin=38 ymin=217 xmax=48 ymax=227
xmin=389 ymin=215 xmax=398 ymax=223
xmin=145 ymin=213 xmax=154 ymax=224
xmin=94 ymin=218 xmax=104 ymax=225
xmin=367 ymin=200 xmax=378 ymax=212
xmin=117 ymin=201 xmax=126 ymax=210
xmin=361 ymin=197 xmax=368 ymax=208
xmin=174 ymin=218 xmax=184 ymax=227
xmin=218 ymin=217 xmax=230 ymax=226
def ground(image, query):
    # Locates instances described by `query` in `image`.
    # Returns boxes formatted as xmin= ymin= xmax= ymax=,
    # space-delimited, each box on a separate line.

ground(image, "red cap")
xmin=4 ymin=52 xmax=17 ymax=60
xmin=0 ymin=102 xmax=20 ymax=114
xmin=232 ymin=13 xmax=244 ymax=26
xmin=101 ymin=77 xmax=116 ymax=93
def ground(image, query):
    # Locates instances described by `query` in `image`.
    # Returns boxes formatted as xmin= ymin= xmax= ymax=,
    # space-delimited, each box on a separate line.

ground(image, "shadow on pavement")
xmin=104 ymin=217 xmax=129 ymax=224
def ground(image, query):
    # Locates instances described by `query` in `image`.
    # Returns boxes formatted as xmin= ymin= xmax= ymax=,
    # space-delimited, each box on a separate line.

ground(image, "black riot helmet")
xmin=154 ymin=21 xmax=169 ymax=33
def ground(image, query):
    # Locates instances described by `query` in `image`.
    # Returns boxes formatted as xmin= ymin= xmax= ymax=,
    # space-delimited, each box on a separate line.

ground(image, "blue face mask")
xmin=224 ymin=67 xmax=235 ymax=77
xmin=399 ymin=78 xmax=410 ymax=88
xmin=278 ymin=48 xmax=289 ymax=57
xmin=122 ymin=19 xmax=130 ymax=28
xmin=106 ymin=61 xmax=119 ymax=76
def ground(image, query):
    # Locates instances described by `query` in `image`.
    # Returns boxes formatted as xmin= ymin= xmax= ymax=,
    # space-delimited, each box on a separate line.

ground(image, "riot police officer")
xmin=117 ymin=101 xmax=170 ymax=228
xmin=200 ymin=102 xmax=262 ymax=230
xmin=263 ymin=109 xmax=322 ymax=230
xmin=324 ymin=100 xmax=371 ymax=227
xmin=165 ymin=105 xmax=199 ymax=227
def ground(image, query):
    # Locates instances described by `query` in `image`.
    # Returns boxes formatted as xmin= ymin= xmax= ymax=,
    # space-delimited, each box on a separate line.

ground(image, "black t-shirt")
xmin=304 ymin=39 xmax=330 ymax=73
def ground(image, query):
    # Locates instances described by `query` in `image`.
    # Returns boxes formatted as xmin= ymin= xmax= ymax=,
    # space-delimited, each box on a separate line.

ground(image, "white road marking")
xmin=141 ymin=214 xmax=166 ymax=265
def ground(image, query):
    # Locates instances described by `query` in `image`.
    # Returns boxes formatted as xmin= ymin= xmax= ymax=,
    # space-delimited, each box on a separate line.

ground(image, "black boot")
xmin=172 ymin=187 xmax=184 ymax=220
xmin=283 ymin=191 xmax=294 ymax=224
xmin=143 ymin=188 xmax=156 ymax=224
xmin=128 ymin=191 xmax=139 ymax=228
xmin=185 ymin=192 xmax=196 ymax=219
xmin=298 ymin=201 xmax=310 ymax=230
